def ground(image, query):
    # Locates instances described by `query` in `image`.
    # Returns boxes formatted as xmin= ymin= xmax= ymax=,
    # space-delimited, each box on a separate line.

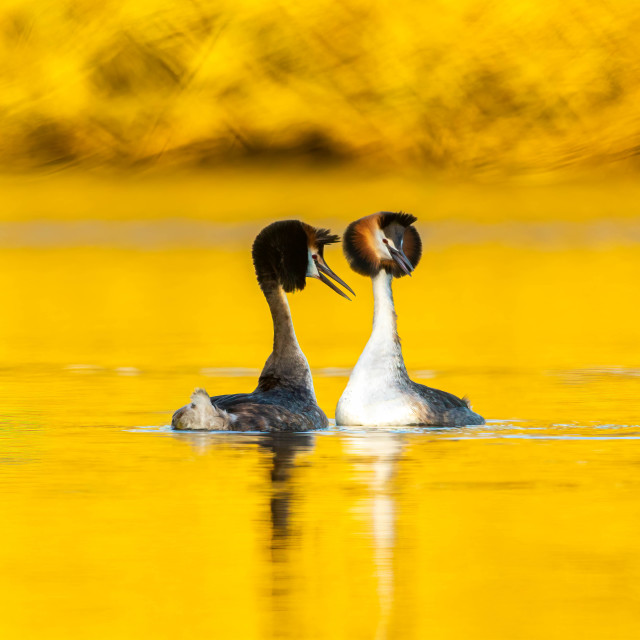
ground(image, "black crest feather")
xmin=378 ymin=211 xmax=418 ymax=229
xmin=314 ymin=228 xmax=340 ymax=247
xmin=252 ymin=220 xmax=308 ymax=293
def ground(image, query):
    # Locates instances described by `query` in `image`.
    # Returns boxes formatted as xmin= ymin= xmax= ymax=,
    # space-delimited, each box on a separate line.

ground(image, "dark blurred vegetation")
xmin=2 ymin=0 xmax=640 ymax=174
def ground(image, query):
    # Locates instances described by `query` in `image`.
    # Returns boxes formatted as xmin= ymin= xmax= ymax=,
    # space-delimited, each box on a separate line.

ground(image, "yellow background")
xmin=2 ymin=2 xmax=640 ymax=639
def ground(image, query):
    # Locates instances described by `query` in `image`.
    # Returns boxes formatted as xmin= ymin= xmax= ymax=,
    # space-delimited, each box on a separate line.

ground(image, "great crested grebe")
xmin=335 ymin=212 xmax=484 ymax=427
xmin=172 ymin=219 xmax=353 ymax=432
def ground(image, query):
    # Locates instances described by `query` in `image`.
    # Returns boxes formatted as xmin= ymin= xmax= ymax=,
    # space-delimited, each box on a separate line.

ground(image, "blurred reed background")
xmin=2 ymin=0 xmax=640 ymax=175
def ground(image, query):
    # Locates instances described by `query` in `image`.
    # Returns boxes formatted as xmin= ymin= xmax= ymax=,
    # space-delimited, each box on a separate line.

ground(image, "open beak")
xmin=388 ymin=246 xmax=414 ymax=276
xmin=312 ymin=256 xmax=355 ymax=300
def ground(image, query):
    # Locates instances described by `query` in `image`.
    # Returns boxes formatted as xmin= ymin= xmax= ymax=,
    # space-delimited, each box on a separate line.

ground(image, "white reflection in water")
xmin=345 ymin=433 xmax=404 ymax=640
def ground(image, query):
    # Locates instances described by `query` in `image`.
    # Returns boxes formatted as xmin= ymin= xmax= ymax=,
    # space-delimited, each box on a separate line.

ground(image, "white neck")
xmin=349 ymin=271 xmax=409 ymax=386
xmin=258 ymin=285 xmax=314 ymax=393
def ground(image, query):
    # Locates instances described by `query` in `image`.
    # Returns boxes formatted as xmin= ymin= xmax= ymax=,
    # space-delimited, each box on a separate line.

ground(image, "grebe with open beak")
xmin=335 ymin=212 xmax=484 ymax=427
xmin=172 ymin=220 xmax=353 ymax=432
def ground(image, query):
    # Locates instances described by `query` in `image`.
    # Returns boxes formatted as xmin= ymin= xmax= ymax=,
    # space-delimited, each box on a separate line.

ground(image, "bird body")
xmin=172 ymin=220 xmax=352 ymax=432
xmin=336 ymin=212 xmax=484 ymax=427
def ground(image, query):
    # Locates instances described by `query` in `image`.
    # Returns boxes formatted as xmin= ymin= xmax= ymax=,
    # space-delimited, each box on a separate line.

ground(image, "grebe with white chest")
xmin=172 ymin=219 xmax=353 ymax=432
xmin=335 ymin=212 xmax=484 ymax=427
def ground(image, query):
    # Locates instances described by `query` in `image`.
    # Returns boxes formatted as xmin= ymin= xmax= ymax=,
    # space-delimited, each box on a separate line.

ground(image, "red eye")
xmin=312 ymin=254 xmax=318 ymax=260
xmin=382 ymin=238 xmax=388 ymax=244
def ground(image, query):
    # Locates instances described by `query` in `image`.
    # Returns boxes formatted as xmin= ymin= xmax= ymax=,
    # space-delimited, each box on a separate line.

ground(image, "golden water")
xmin=1 ymin=176 xmax=640 ymax=639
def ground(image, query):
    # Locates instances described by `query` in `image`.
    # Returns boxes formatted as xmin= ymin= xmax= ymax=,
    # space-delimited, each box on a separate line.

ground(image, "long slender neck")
xmin=350 ymin=271 xmax=409 ymax=385
xmin=257 ymin=283 xmax=314 ymax=393
xmin=266 ymin=285 xmax=298 ymax=356
xmin=371 ymin=271 xmax=400 ymax=347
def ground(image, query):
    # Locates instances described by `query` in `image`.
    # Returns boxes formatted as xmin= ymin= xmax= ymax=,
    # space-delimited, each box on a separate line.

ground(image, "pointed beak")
xmin=311 ymin=256 xmax=355 ymax=300
xmin=388 ymin=246 xmax=414 ymax=276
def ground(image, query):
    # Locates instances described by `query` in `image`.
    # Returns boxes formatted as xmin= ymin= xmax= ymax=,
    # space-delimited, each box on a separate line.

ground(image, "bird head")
xmin=252 ymin=220 xmax=354 ymax=299
xmin=343 ymin=212 xmax=422 ymax=278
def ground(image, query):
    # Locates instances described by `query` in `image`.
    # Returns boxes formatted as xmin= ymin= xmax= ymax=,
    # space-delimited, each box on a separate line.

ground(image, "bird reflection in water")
xmin=170 ymin=430 xmax=314 ymax=606
xmin=346 ymin=433 xmax=404 ymax=639
xmin=256 ymin=432 xmax=314 ymax=552
xmin=170 ymin=429 xmax=403 ymax=636
xmin=170 ymin=431 xmax=313 ymax=549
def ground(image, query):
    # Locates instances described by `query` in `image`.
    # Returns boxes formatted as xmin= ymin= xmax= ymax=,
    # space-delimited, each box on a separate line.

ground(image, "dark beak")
xmin=312 ymin=257 xmax=355 ymax=300
xmin=388 ymin=246 xmax=414 ymax=276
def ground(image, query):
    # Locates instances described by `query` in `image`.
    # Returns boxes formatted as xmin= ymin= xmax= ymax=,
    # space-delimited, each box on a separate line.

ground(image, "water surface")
xmin=1 ymin=209 xmax=639 ymax=639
